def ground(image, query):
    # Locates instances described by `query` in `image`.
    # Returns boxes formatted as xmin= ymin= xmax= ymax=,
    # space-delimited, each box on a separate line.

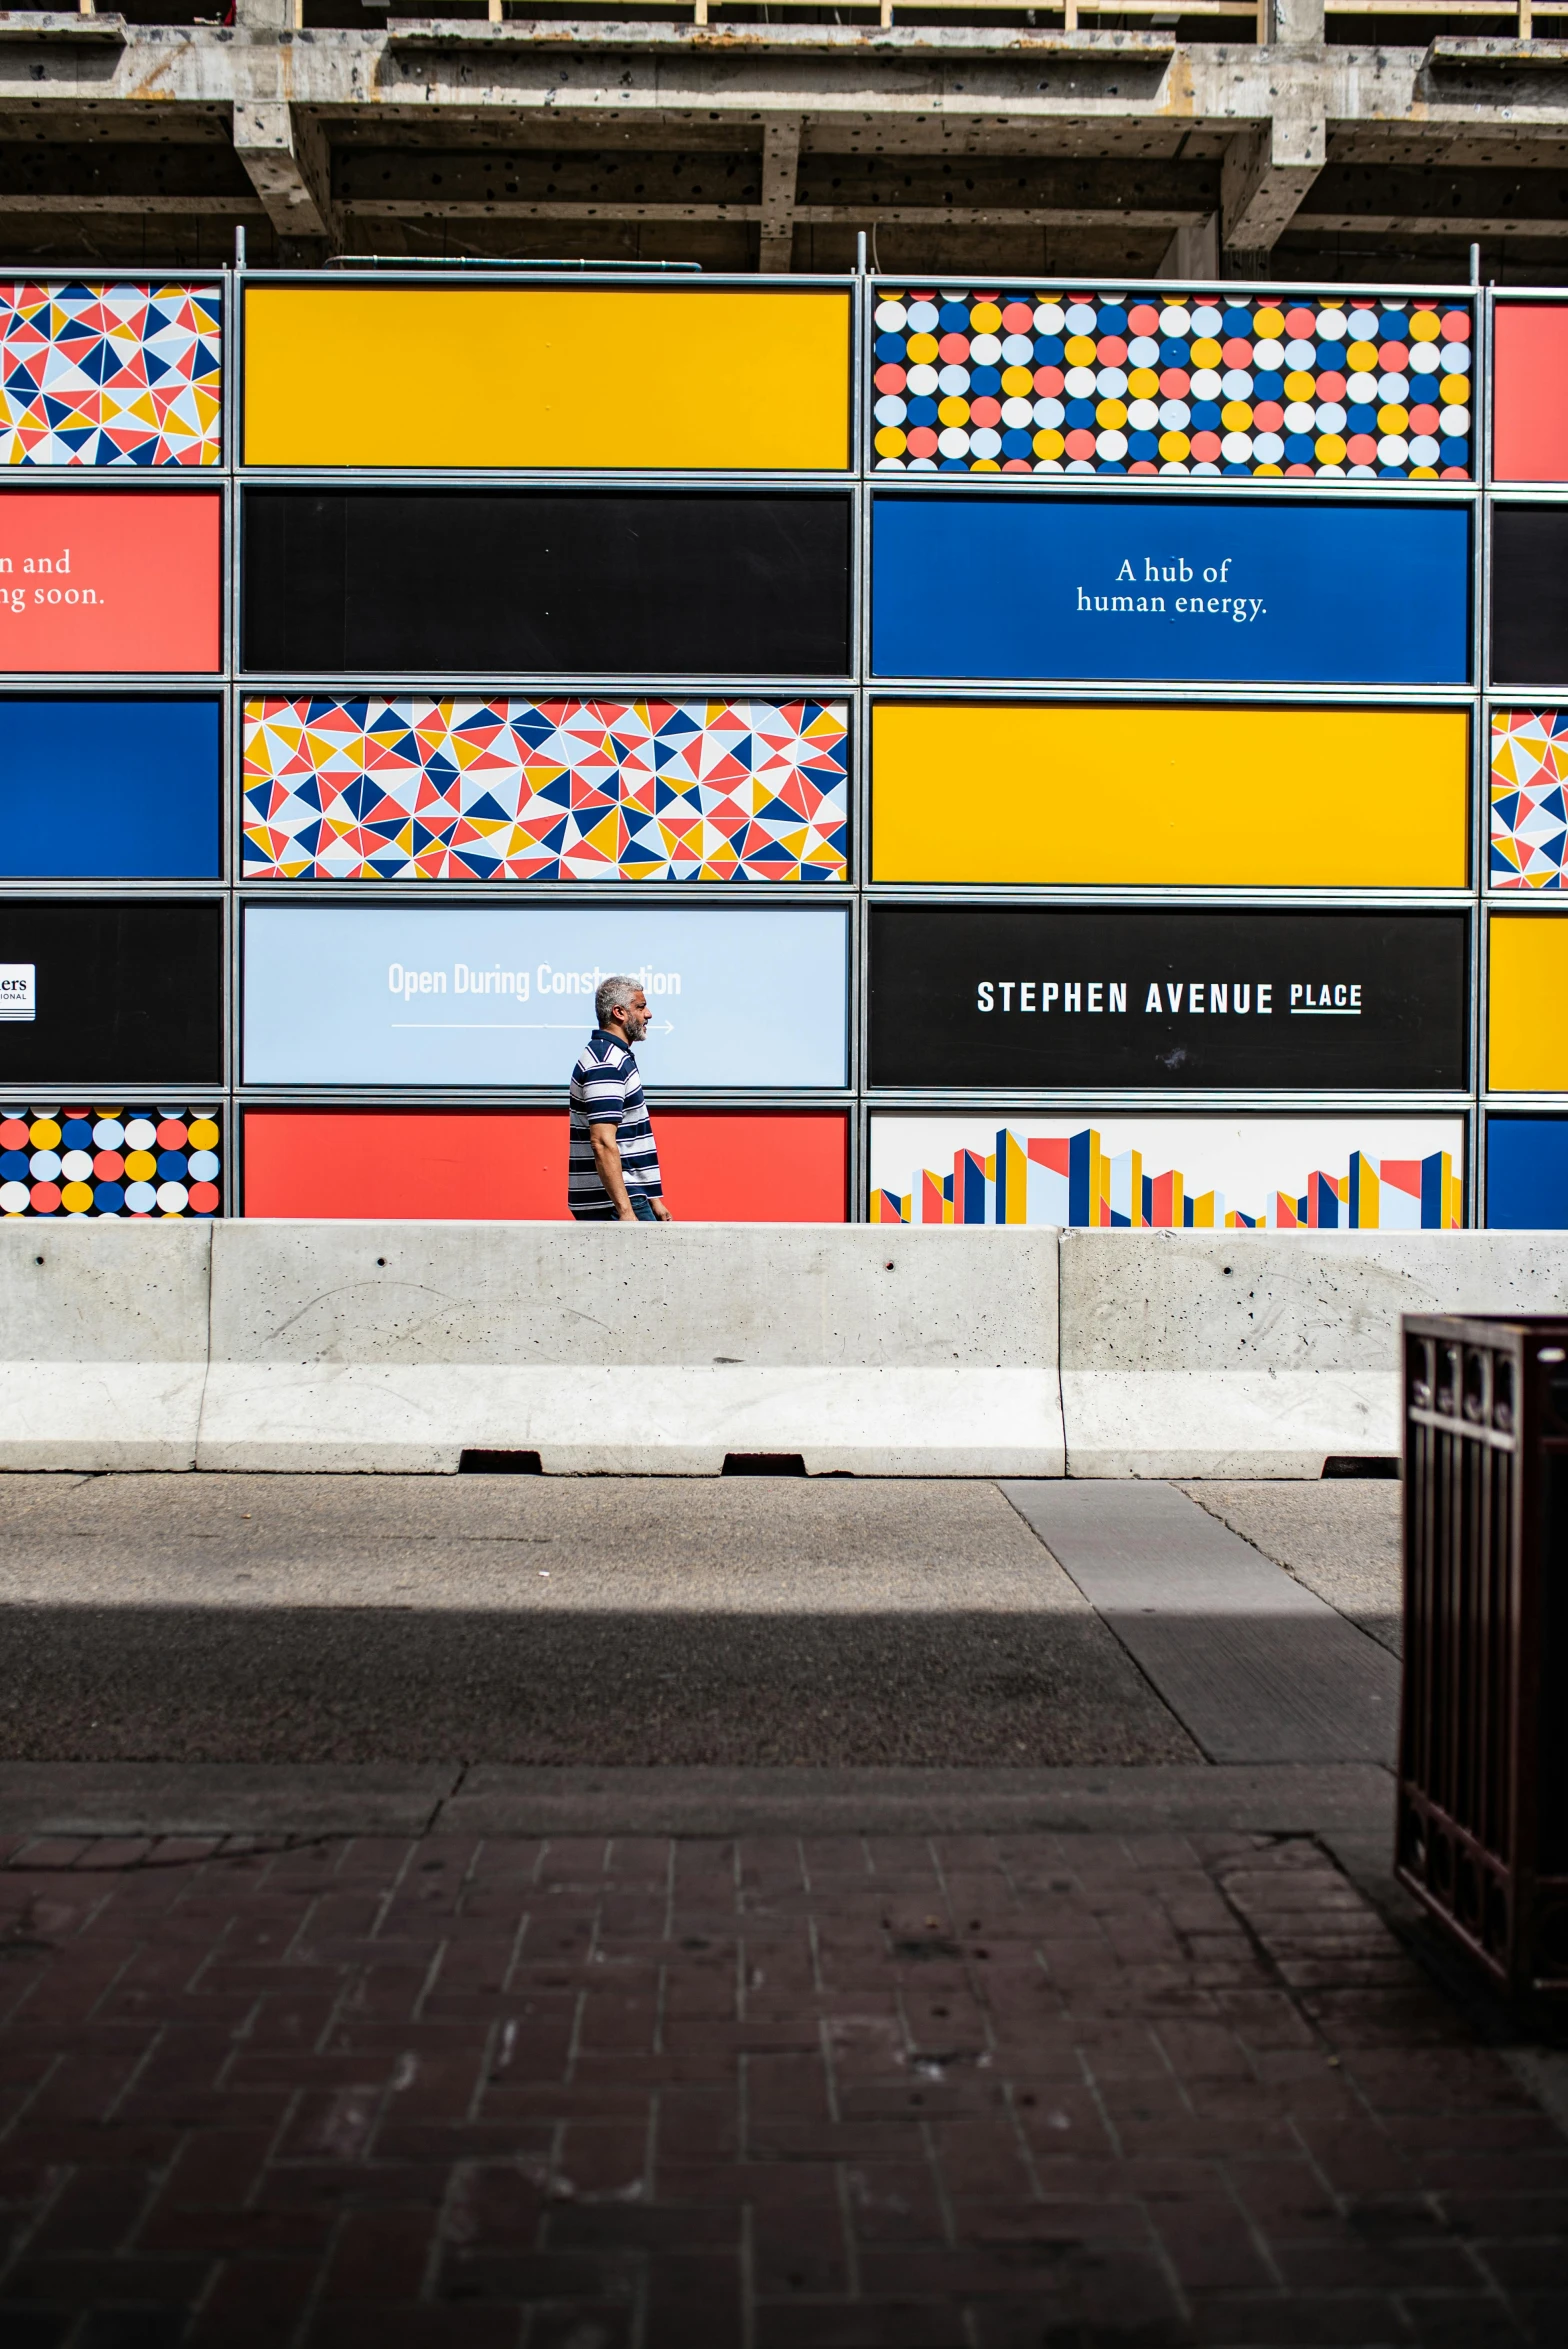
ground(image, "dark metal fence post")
xmin=1399 ymin=1313 xmax=1568 ymax=1995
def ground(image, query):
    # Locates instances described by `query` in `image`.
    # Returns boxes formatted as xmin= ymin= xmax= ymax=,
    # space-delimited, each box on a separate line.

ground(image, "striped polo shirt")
xmin=568 ymin=1028 xmax=663 ymax=1216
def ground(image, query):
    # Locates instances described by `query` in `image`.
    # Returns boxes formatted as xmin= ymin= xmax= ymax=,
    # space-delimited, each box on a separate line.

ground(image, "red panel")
xmin=0 ymin=492 xmax=220 ymax=671
xmin=243 ymin=1110 xmax=568 ymax=1219
xmin=243 ymin=1108 xmax=847 ymax=1222
xmin=657 ymin=1112 xmax=847 ymax=1221
xmin=1493 ymin=307 xmax=1568 ymax=481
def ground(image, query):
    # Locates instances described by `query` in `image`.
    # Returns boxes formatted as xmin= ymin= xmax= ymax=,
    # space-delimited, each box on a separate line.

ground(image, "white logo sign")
xmin=0 ymin=964 xmax=35 ymax=1022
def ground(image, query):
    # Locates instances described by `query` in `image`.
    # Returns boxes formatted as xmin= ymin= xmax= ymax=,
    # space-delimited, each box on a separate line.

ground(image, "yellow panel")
xmin=1489 ymin=915 xmax=1568 ymax=1090
xmin=243 ymin=286 xmax=850 ymax=469
xmin=871 ymin=703 xmax=1469 ymax=887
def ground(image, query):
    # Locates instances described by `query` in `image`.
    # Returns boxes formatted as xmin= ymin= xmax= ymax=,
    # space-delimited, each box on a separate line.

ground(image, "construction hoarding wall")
xmin=0 ymin=283 xmax=222 ymax=469
xmin=242 ymin=697 xmax=849 ymax=884
xmin=869 ymin=289 xmax=1473 ymax=480
xmin=1491 ymin=710 xmax=1568 ymax=887
xmin=241 ymin=904 xmax=849 ymax=1087
xmin=0 ymin=698 xmax=220 ymax=879
xmin=0 ymin=492 xmax=220 ymax=672
xmin=1487 ymin=913 xmax=1568 ymax=1090
xmin=872 ymin=703 xmax=1468 ymax=888
xmin=241 ymin=491 xmax=853 ymax=676
xmin=869 ymin=1114 xmax=1466 ymax=1230
xmin=1491 ymin=507 xmax=1568 ymax=683
xmin=1486 ymin=1118 xmax=1568 ymax=1226
xmin=870 ymin=498 xmax=1471 ymax=684
xmin=0 ymin=269 xmax=1556 ymax=1239
xmin=0 ymin=899 xmax=223 ymax=1087
xmin=243 ymin=286 xmax=852 ymax=471
xmin=242 ymin=1108 xmax=847 ymax=1222
xmin=1491 ymin=307 xmax=1568 ymax=483
xmin=868 ymin=908 xmax=1469 ymax=1091
xmin=0 ymin=1106 xmax=220 ymax=1221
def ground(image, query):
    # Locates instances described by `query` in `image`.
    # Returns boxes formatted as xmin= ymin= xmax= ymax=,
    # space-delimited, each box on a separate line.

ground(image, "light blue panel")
xmin=243 ymin=904 xmax=849 ymax=1086
xmin=871 ymin=497 xmax=1472 ymax=684
xmin=1487 ymin=1117 xmax=1568 ymax=1228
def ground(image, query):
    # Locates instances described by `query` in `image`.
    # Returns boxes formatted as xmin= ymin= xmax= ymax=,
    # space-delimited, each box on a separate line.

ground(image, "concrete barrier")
xmin=1059 ymin=1230 xmax=1568 ymax=1478
xmin=0 ymin=1221 xmax=211 ymax=1470
xmin=9 ymin=1221 xmax=1568 ymax=1478
xmin=196 ymin=1222 xmax=1065 ymax=1474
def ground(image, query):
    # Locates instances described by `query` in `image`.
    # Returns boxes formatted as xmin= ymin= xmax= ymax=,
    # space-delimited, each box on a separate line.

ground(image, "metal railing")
xmin=1400 ymin=1315 xmax=1568 ymax=1997
xmin=1327 ymin=0 xmax=1568 ymax=28
xmin=685 ymin=0 xmax=1258 ymax=27
xmin=17 ymin=0 xmax=1568 ymax=35
xmin=422 ymin=0 xmax=1565 ymax=35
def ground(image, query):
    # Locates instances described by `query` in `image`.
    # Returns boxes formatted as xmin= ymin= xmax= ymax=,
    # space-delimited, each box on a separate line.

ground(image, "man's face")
xmin=617 ymin=990 xmax=650 ymax=1042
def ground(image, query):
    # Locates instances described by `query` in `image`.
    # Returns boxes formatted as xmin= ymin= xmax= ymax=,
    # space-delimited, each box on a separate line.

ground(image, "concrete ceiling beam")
xmin=334 ymin=148 xmax=1218 ymax=210
xmin=342 ymin=198 xmax=1214 ymax=227
xmin=1300 ymin=207 xmax=1568 ymax=233
xmin=334 ymin=150 xmax=764 ymax=203
xmin=0 ymin=193 xmax=262 ymax=214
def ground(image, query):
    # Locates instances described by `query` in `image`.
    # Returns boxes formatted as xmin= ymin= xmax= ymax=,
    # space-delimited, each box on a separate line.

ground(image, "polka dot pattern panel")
xmin=0 ymin=1106 xmax=221 ymax=1218
xmin=870 ymin=290 xmax=1473 ymax=480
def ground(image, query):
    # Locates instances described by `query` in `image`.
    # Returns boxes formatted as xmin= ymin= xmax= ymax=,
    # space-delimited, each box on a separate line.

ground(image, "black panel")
xmin=0 ymin=900 xmax=223 ymax=1083
xmin=1492 ymin=506 xmax=1568 ymax=685
xmin=869 ymin=907 xmax=1469 ymax=1090
xmin=242 ymin=490 xmax=852 ymax=675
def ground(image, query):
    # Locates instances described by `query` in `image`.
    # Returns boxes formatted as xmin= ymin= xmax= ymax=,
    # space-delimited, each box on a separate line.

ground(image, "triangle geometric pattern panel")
xmin=871 ymin=1124 xmax=1463 ymax=1230
xmin=1491 ymin=709 xmax=1568 ymax=889
xmin=0 ymin=283 xmax=222 ymax=467
xmin=0 ymin=1106 xmax=221 ymax=1217
xmin=242 ymin=697 xmax=850 ymax=882
xmin=871 ymin=290 xmax=1473 ymax=480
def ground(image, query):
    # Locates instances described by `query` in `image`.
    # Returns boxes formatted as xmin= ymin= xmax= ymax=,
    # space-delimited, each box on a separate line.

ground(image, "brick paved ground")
xmin=0 ymin=1829 xmax=1563 ymax=2348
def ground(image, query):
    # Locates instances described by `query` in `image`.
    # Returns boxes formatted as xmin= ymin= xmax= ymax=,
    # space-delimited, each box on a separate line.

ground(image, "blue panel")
xmin=0 ymin=699 xmax=220 ymax=879
xmin=871 ymin=498 xmax=1472 ymax=684
xmin=1487 ymin=1117 xmax=1568 ymax=1228
xmin=243 ymin=905 xmax=849 ymax=1086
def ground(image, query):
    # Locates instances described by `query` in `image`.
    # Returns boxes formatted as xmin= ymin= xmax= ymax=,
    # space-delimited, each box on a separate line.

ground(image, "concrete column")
xmin=232 ymin=101 xmax=334 ymax=251
xmin=759 ymin=116 xmax=801 ymax=273
xmin=1221 ymin=106 xmax=1325 ymax=255
xmin=1157 ymin=216 xmax=1220 ymax=280
xmin=1268 ymin=0 xmax=1326 ymax=40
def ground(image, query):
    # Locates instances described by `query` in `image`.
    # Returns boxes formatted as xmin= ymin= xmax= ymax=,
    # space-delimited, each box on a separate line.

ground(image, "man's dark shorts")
xmin=573 ymin=1194 xmax=660 ymax=1223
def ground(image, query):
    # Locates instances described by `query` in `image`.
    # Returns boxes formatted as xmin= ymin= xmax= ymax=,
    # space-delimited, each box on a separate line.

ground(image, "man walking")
xmin=568 ymin=974 xmax=673 ymax=1224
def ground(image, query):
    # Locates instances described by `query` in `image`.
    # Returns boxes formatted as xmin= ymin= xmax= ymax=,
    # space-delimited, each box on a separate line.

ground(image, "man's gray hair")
xmin=595 ymin=973 xmax=642 ymax=1027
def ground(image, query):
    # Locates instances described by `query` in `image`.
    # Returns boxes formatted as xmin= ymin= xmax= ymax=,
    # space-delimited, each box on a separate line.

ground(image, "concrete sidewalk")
xmin=0 ymin=1468 xmax=1401 ymax=1818
xmin=0 ymin=1470 xmax=1403 ymax=1780
xmin=2 ymin=1471 xmax=1563 ymax=2345
xmin=0 ymin=1475 xmax=1189 ymax=1771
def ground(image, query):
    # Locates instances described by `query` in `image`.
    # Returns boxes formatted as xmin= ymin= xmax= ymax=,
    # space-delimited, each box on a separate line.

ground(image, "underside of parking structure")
xmin=1 ymin=2 xmax=1567 ymax=281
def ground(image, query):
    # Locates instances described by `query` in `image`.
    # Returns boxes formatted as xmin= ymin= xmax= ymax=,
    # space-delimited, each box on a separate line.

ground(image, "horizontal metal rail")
xmin=442 ymin=0 xmax=1563 ymax=31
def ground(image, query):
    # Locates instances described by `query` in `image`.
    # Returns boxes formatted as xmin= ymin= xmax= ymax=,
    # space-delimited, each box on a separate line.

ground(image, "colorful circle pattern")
xmin=871 ymin=290 xmax=1473 ymax=479
xmin=0 ymin=1107 xmax=221 ymax=1219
